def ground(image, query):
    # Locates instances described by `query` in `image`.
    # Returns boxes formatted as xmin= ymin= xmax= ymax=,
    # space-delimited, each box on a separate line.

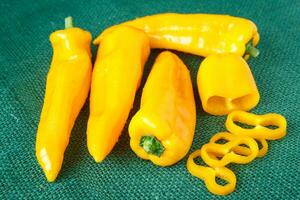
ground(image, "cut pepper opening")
xmin=233 ymin=121 xmax=255 ymax=129
xmin=193 ymin=156 xmax=207 ymax=166
xmin=255 ymin=139 xmax=264 ymax=149
xmin=140 ymin=136 xmax=165 ymax=157
xmin=214 ymin=138 xmax=229 ymax=145
xmin=215 ymin=176 xmax=229 ymax=186
xmin=206 ymin=93 xmax=256 ymax=115
xmin=263 ymin=124 xmax=279 ymax=130
xmin=246 ymin=40 xmax=260 ymax=58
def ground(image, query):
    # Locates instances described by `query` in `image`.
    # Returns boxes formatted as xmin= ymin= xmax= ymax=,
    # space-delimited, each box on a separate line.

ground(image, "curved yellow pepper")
xmin=87 ymin=26 xmax=150 ymax=162
xmin=128 ymin=51 xmax=196 ymax=166
xmin=197 ymin=53 xmax=260 ymax=115
xmin=225 ymin=110 xmax=287 ymax=140
xmin=201 ymin=132 xmax=258 ymax=167
xmin=187 ymin=149 xmax=236 ymax=196
xmin=95 ymin=13 xmax=260 ymax=59
xmin=36 ymin=17 xmax=92 ymax=182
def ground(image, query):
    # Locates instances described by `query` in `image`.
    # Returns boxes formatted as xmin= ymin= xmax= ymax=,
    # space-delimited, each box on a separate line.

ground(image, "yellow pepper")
xmin=201 ymin=132 xmax=258 ymax=167
xmin=128 ymin=51 xmax=196 ymax=166
xmin=95 ymin=13 xmax=260 ymax=59
xmin=36 ymin=17 xmax=92 ymax=182
xmin=87 ymin=26 xmax=150 ymax=162
xmin=187 ymin=149 xmax=236 ymax=196
xmin=225 ymin=110 xmax=287 ymax=140
xmin=197 ymin=53 xmax=260 ymax=115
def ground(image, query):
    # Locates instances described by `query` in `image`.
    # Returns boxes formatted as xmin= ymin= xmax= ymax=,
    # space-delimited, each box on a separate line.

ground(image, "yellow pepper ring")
xmin=209 ymin=132 xmax=268 ymax=158
xmin=201 ymin=132 xmax=259 ymax=167
xmin=225 ymin=110 xmax=287 ymax=140
xmin=187 ymin=150 xmax=236 ymax=196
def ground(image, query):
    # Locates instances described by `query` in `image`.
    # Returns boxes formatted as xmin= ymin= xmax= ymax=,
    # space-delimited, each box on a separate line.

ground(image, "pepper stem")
xmin=140 ymin=136 xmax=165 ymax=157
xmin=65 ymin=16 xmax=73 ymax=29
xmin=246 ymin=40 xmax=260 ymax=58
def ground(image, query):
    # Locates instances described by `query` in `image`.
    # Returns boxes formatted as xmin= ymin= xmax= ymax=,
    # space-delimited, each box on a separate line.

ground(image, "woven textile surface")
xmin=0 ymin=0 xmax=300 ymax=199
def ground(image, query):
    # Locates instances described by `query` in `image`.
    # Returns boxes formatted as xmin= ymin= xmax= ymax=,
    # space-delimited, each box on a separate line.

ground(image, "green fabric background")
xmin=1 ymin=0 xmax=300 ymax=199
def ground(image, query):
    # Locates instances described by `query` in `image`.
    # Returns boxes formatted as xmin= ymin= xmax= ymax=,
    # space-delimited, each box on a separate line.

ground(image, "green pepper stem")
xmin=140 ymin=136 xmax=165 ymax=157
xmin=65 ymin=16 xmax=73 ymax=29
xmin=246 ymin=41 xmax=260 ymax=58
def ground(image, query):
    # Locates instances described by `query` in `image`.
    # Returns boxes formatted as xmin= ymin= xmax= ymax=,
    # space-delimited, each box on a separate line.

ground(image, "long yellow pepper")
xmin=95 ymin=13 xmax=260 ymax=59
xmin=87 ymin=26 xmax=150 ymax=162
xmin=36 ymin=17 xmax=92 ymax=182
xmin=128 ymin=51 xmax=196 ymax=166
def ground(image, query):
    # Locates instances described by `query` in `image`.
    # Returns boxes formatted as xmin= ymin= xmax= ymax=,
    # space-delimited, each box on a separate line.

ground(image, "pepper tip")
xmin=45 ymin=172 xmax=58 ymax=182
xmin=89 ymin=149 xmax=107 ymax=163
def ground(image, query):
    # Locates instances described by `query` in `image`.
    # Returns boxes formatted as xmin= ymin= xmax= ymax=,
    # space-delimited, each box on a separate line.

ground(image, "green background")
xmin=1 ymin=0 xmax=300 ymax=199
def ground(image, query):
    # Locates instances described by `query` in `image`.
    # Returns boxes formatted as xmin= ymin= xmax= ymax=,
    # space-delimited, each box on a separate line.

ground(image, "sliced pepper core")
xmin=246 ymin=40 xmax=260 ymax=58
xmin=140 ymin=136 xmax=165 ymax=157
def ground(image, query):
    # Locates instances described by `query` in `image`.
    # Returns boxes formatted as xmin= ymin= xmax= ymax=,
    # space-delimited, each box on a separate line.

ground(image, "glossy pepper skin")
xmin=87 ymin=26 xmax=150 ymax=162
xmin=36 ymin=17 xmax=92 ymax=182
xmin=128 ymin=51 xmax=196 ymax=166
xmin=95 ymin=13 xmax=260 ymax=59
xmin=197 ymin=53 xmax=260 ymax=116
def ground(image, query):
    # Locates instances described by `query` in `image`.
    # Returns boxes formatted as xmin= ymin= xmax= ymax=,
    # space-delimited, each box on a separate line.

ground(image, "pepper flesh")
xmin=87 ymin=26 xmax=150 ymax=162
xmin=197 ymin=53 xmax=260 ymax=115
xmin=225 ymin=110 xmax=287 ymax=140
xmin=36 ymin=17 xmax=92 ymax=182
xmin=128 ymin=51 xmax=196 ymax=166
xmin=201 ymin=133 xmax=258 ymax=167
xmin=187 ymin=149 xmax=236 ymax=196
xmin=95 ymin=13 xmax=260 ymax=58
xmin=232 ymin=138 xmax=269 ymax=158
xmin=210 ymin=132 xmax=268 ymax=158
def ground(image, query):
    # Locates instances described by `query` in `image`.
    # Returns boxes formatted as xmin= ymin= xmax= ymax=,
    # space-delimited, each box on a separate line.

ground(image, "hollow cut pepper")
xmin=197 ymin=53 xmax=260 ymax=116
xmin=128 ymin=51 xmax=196 ymax=166
xmin=95 ymin=13 xmax=260 ymax=59
xmin=36 ymin=17 xmax=92 ymax=182
xmin=87 ymin=26 xmax=150 ymax=162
